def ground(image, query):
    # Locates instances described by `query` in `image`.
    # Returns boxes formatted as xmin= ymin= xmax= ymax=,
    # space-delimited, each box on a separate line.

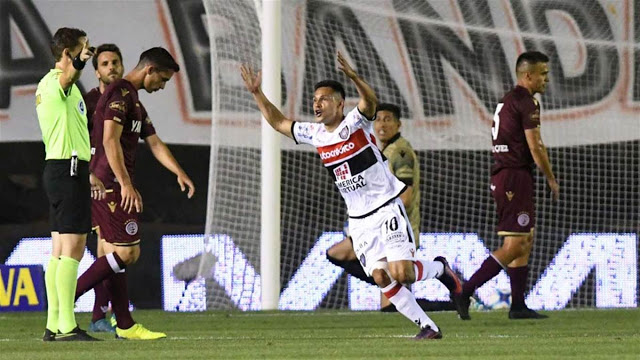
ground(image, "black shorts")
xmin=43 ymin=159 xmax=91 ymax=234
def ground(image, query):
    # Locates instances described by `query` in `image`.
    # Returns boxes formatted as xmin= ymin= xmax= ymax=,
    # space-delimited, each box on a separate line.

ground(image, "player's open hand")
xmin=548 ymin=179 xmax=559 ymax=201
xmin=177 ymin=173 xmax=195 ymax=199
xmin=121 ymin=184 xmax=143 ymax=213
xmin=240 ymin=64 xmax=262 ymax=94
xmin=337 ymin=51 xmax=357 ymax=79
xmin=89 ymin=173 xmax=106 ymax=200
xmin=79 ymin=39 xmax=95 ymax=62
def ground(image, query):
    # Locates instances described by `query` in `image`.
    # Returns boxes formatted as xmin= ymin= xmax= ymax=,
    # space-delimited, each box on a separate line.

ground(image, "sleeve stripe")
xmin=356 ymin=106 xmax=376 ymax=121
xmin=291 ymin=121 xmax=299 ymax=144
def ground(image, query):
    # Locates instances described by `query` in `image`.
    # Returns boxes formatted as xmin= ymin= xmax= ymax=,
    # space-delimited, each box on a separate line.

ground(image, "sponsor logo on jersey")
xmin=317 ymin=129 xmax=370 ymax=164
xmin=321 ymin=142 xmax=355 ymax=160
xmin=339 ymin=126 xmax=349 ymax=140
xmin=492 ymin=144 xmax=509 ymax=153
xmin=333 ymin=162 xmax=351 ymax=180
xmin=107 ymin=201 xmax=117 ymax=213
xmin=120 ymin=88 xmax=130 ymax=97
xmin=109 ymin=100 xmax=127 ymax=113
xmin=336 ymin=174 xmax=366 ymax=193
xmin=131 ymin=120 xmax=142 ymax=133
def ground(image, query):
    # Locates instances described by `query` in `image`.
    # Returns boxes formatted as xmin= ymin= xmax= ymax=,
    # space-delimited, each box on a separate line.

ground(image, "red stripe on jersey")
xmin=383 ymin=282 xmax=403 ymax=299
xmin=317 ymin=129 xmax=371 ymax=165
xmin=369 ymin=134 xmax=376 ymax=146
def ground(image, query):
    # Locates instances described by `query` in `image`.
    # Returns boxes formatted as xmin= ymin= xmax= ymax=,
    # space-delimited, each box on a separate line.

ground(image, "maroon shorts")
xmin=491 ymin=168 xmax=535 ymax=236
xmin=92 ymin=189 xmax=140 ymax=246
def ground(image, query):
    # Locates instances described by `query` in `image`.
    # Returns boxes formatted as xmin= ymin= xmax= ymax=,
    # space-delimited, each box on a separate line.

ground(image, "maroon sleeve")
xmin=102 ymin=86 xmax=134 ymax=126
xmin=519 ymin=97 xmax=541 ymax=130
xmin=139 ymin=102 xmax=156 ymax=139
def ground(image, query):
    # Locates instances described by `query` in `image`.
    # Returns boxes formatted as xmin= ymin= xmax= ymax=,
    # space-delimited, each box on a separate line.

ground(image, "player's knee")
xmin=371 ymin=268 xmax=391 ymax=288
xmin=326 ymin=238 xmax=356 ymax=261
xmin=390 ymin=269 xmax=415 ymax=285
xmin=115 ymin=247 xmax=140 ymax=265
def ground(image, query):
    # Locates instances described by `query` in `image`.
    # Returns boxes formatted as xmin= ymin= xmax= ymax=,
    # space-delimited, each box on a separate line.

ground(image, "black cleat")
xmin=452 ymin=292 xmax=472 ymax=320
xmin=509 ymin=306 xmax=548 ymax=319
xmin=42 ymin=329 xmax=56 ymax=342
xmin=414 ymin=326 xmax=443 ymax=340
xmin=434 ymin=256 xmax=463 ymax=295
xmin=56 ymin=326 xmax=101 ymax=341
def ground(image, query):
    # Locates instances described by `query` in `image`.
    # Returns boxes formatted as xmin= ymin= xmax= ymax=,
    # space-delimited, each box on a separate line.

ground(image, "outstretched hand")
xmin=337 ymin=51 xmax=357 ymax=79
xmin=240 ymin=64 xmax=262 ymax=94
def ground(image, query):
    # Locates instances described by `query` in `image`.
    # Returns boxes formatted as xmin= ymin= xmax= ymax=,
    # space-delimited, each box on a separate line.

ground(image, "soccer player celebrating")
xmin=36 ymin=27 xmax=103 ymax=341
xmin=454 ymin=51 xmax=559 ymax=320
xmin=241 ymin=53 xmax=458 ymax=339
xmin=326 ymin=103 xmax=461 ymax=312
xmin=73 ymin=47 xmax=194 ymax=340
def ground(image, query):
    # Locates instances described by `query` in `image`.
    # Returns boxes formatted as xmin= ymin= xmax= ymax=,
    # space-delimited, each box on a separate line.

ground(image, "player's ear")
xmin=146 ymin=65 xmax=155 ymax=75
xmin=95 ymin=70 xmax=100 ymax=79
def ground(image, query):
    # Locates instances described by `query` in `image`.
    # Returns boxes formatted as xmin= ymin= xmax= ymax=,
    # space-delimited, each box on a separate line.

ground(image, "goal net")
xmin=189 ymin=0 xmax=638 ymax=312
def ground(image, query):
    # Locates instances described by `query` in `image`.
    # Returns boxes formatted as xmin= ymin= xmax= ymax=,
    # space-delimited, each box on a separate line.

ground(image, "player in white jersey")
xmin=240 ymin=52 xmax=459 ymax=339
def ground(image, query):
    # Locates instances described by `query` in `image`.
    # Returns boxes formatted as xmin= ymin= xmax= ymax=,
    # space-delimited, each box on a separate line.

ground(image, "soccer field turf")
xmin=0 ymin=308 xmax=638 ymax=359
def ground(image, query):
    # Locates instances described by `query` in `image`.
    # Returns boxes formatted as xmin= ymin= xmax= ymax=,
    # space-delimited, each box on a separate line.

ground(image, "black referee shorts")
xmin=43 ymin=159 xmax=91 ymax=234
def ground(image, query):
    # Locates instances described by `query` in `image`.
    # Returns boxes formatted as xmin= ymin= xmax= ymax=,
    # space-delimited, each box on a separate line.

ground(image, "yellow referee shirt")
xmin=36 ymin=69 xmax=90 ymax=161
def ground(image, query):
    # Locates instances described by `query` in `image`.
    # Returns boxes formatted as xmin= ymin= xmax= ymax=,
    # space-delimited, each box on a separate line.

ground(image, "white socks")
xmin=381 ymin=280 xmax=439 ymax=331
xmin=413 ymin=260 xmax=444 ymax=281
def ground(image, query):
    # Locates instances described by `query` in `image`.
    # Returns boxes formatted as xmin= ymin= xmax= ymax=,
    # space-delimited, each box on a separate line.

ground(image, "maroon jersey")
xmin=90 ymin=79 xmax=156 ymax=188
xmin=83 ymin=87 xmax=101 ymax=133
xmin=491 ymin=85 xmax=541 ymax=175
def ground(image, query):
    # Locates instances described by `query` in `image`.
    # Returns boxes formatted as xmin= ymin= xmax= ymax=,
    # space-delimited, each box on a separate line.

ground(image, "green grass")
xmin=0 ymin=308 xmax=638 ymax=359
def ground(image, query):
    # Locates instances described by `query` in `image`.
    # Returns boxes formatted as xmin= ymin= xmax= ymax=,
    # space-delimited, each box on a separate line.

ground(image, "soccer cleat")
xmin=56 ymin=326 xmax=101 ymax=341
xmin=509 ymin=306 xmax=548 ymax=319
xmin=452 ymin=292 xmax=472 ymax=320
xmin=42 ymin=328 xmax=56 ymax=342
xmin=433 ymin=256 xmax=462 ymax=295
xmin=89 ymin=318 xmax=116 ymax=333
xmin=414 ymin=326 xmax=443 ymax=340
xmin=110 ymin=314 xmax=117 ymax=327
xmin=115 ymin=323 xmax=166 ymax=340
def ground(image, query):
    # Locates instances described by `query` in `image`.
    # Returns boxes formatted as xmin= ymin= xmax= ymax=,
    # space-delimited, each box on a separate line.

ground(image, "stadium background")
xmin=0 ymin=0 xmax=638 ymax=310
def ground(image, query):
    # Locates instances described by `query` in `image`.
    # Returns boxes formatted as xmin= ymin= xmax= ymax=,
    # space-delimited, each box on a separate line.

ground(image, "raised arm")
xmin=240 ymin=64 xmax=293 ymax=139
xmin=336 ymin=51 xmax=378 ymax=119
xmin=525 ymin=128 xmax=559 ymax=200
xmin=145 ymin=134 xmax=195 ymax=198
xmin=59 ymin=39 xmax=94 ymax=92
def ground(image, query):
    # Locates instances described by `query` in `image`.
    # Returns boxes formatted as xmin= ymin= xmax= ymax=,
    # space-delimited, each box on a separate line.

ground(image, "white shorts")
xmin=349 ymin=198 xmax=417 ymax=276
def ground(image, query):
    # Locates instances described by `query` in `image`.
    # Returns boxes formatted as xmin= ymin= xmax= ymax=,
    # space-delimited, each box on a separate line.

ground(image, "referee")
xmin=36 ymin=27 xmax=105 ymax=342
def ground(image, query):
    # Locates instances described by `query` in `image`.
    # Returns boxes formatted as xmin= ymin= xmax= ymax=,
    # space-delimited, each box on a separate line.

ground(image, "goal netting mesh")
xmin=187 ymin=0 xmax=638 ymax=312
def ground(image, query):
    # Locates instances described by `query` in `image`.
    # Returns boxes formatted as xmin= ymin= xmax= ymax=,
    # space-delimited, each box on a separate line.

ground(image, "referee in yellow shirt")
xmin=36 ymin=27 xmax=105 ymax=341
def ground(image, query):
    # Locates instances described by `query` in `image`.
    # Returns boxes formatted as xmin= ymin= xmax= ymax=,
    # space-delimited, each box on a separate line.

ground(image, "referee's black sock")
xmin=326 ymin=254 xmax=377 ymax=286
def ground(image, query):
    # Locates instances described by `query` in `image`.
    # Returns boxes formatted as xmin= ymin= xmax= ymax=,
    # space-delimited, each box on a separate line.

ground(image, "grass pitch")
xmin=0 ymin=308 xmax=638 ymax=359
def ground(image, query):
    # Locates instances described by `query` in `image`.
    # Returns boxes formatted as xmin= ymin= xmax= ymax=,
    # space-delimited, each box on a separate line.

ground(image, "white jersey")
xmin=292 ymin=107 xmax=406 ymax=218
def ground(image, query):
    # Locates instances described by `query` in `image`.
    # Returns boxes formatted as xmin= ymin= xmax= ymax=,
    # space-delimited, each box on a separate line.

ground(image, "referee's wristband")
xmin=72 ymin=56 xmax=86 ymax=70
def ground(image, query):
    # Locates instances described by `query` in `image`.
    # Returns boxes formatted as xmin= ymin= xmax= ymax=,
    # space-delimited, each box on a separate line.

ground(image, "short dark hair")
xmin=136 ymin=47 xmax=180 ymax=72
xmin=91 ymin=43 xmax=123 ymax=70
xmin=376 ymin=103 xmax=401 ymax=120
xmin=314 ymin=80 xmax=345 ymax=99
xmin=50 ymin=27 xmax=86 ymax=61
xmin=515 ymin=51 xmax=549 ymax=72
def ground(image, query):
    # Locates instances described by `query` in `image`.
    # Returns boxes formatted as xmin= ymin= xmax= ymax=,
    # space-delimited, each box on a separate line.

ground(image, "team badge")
xmin=359 ymin=253 xmax=366 ymax=268
xmin=125 ymin=219 xmax=139 ymax=235
xmin=517 ymin=212 xmax=530 ymax=226
xmin=506 ymin=191 xmax=514 ymax=201
xmin=339 ymin=126 xmax=349 ymax=140
xmin=107 ymin=201 xmax=117 ymax=213
xmin=78 ymin=100 xmax=85 ymax=115
xmin=120 ymin=88 xmax=130 ymax=97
